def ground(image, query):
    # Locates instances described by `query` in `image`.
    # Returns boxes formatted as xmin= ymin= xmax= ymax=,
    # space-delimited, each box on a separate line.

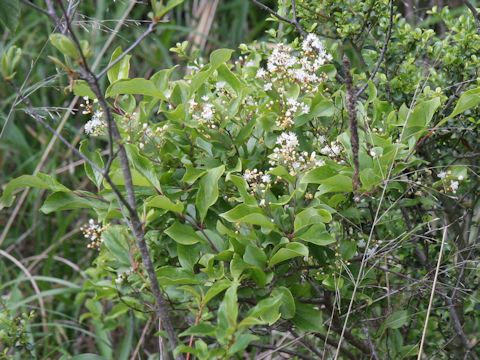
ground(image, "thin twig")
xmin=343 ymin=56 xmax=361 ymax=191
xmin=55 ymin=2 xmax=182 ymax=357
xmin=356 ymin=0 xmax=394 ymax=98
xmin=417 ymin=224 xmax=448 ymax=359
xmin=252 ymin=0 xmax=306 ymax=36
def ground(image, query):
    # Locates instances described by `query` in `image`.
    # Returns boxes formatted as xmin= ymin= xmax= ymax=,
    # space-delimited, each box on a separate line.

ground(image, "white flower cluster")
xmin=80 ymin=219 xmax=105 ymax=250
xmin=115 ymin=269 xmax=133 ymax=285
xmin=438 ymin=171 xmax=463 ymax=194
xmin=79 ymin=96 xmax=98 ymax=115
xmin=256 ymin=34 xmax=331 ymax=129
xmin=276 ymin=98 xmax=310 ymax=129
xmin=84 ymin=110 xmax=106 ymax=136
xmin=259 ymin=34 xmax=331 ymax=90
xmin=189 ymin=96 xmax=217 ymax=128
xmin=243 ymin=168 xmax=271 ymax=197
xmin=320 ymin=141 xmax=343 ymax=160
xmin=269 ymin=132 xmax=325 ymax=176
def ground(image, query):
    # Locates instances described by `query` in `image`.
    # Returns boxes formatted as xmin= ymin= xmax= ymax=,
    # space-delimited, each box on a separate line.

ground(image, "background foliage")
xmin=1 ymin=0 xmax=480 ymax=359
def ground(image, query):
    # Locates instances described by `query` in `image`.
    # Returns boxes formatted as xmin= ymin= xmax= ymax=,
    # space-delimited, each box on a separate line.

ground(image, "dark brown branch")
xmin=55 ymin=2 xmax=182 ymax=357
xmin=252 ymin=0 xmax=307 ymax=36
xmin=21 ymin=0 xmax=50 ymax=16
xmin=343 ymin=56 xmax=361 ymax=191
xmin=356 ymin=0 xmax=394 ymax=98
xmin=464 ymin=0 xmax=480 ymax=32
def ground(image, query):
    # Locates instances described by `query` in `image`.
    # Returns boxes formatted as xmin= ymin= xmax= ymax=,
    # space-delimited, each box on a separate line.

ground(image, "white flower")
xmin=263 ymin=83 xmax=273 ymax=91
xmin=302 ymin=33 xmax=324 ymax=53
xmin=201 ymin=95 xmax=209 ymax=101
xmin=84 ymin=110 xmax=105 ymax=136
xmin=201 ymin=103 xmax=215 ymax=121
xmin=256 ymin=68 xmax=267 ymax=78
xmin=261 ymin=174 xmax=271 ymax=184
xmin=458 ymin=175 xmax=464 ymax=181
xmin=245 ymin=60 xmax=255 ymax=67
xmin=437 ymin=171 xmax=447 ymax=179
xmin=450 ymin=180 xmax=459 ymax=193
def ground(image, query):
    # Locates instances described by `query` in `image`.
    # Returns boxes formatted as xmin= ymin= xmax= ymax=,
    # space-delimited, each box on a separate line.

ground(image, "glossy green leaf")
xmin=220 ymin=204 xmax=275 ymax=229
xmin=165 ymin=221 xmax=203 ymax=245
xmin=0 ymin=173 xmax=69 ymax=210
xmin=107 ymin=47 xmax=131 ymax=84
xmin=296 ymin=223 xmax=335 ymax=246
xmin=124 ymin=144 xmax=162 ymax=192
xmin=145 ymin=195 xmax=183 ymax=214
xmin=269 ymin=243 xmax=308 ymax=266
xmin=294 ymin=207 xmax=332 ymax=232
xmin=106 ymin=78 xmax=167 ymax=100
xmin=196 ymin=165 xmax=225 ymax=222
xmin=49 ymin=34 xmax=80 ymax=59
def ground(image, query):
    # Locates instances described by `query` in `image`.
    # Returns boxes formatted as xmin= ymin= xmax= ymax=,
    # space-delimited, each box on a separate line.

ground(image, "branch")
xmin=252 ymin=0 xmax=307 ymax=37
xmin=55 ymin=2 xmax=182 ymax=357
xmin=343 ymin=56 xmax=361 ymax=191
xmin=464 ymin=0 xmax=480 ymax=32
xmin=97 ymin=20 xmax=158 ymax=80
xmin=356 ymin=0 xmax=394 ymax=98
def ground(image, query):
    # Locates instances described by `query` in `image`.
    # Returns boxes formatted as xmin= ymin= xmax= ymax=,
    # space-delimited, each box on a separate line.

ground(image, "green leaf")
xmin=217 ymin=64 xmax=243 ymax=93
xmin=271 ymin=286 xmax=295 ymax=319
xmin=300 ymin=166 xmax=337 ymax=184
xmin=243 ymin=245 xmax=267 ymax=268
xmin=73 ymin=80 xmax=97 ymax=99
xmin=384 ymin=310 xmax=409 ymax=329
xmin=156 ymin=266 xmax=200 ymax=285
xmin=0 ymin=0 xmax=19 ymax=32
xmin=446 ymin=87 xmax=480 ymax=120
xmin=196 ymin=165 xmax=225 ymax=222
xmin=182 ymin=165 xmax=206 ymax=185
xmin=154 ymin=0 xmax=185 ymax=18
xmin=220 ymin=204 xmax=275 ymax=229
xmin=401 ymin=97 xmax=440 ymax=142
xmin=102 ymin=226 xmax=131 ymax=266
xmin=228 ymin=334 xmax=259 ymax=355
xmin=269 ymin=243 xmax=308 ymax=266
xmin=217 ymin=284 xmax=238 ymax=329
xmin=296 ymin=223 xmax=335 ymax=246
xmin=106 ymin=78 xmax=167 ymax=100
xmin=313 ymin=174 xmax=354 ymax=194
xmin=292 ymin=302 xmax=322 ymax=332
xmin=294 ymin=207 xmax=332 ymax=232
xmin=107 ymin=47 xmax=131 ymax=84
xmin=49 ymin=34 xmax=80 ymax=59
xmin=179 ymin=323 xmax=216 ymax=337
xmin=165 ymin=221 xmax=203 ymax=245
xmin=79 ymin=140 xmax=104 ymax=188
xmin=189 ymin=49 xmax=234 ymax=95
xmin=210 ymin=49 xmax=234 ymax=67
xmin=40 ymin=191 xmax=108 ymax=214
xmin=124 ymin=144 xmax=162 ymax=192
xmin=0 ymin=173 xmax=69 ymax=210
xmin=203 ymin=279 xmax=231 ymax=305
xmin=145 ymin=195 xmax=183 ymax=214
